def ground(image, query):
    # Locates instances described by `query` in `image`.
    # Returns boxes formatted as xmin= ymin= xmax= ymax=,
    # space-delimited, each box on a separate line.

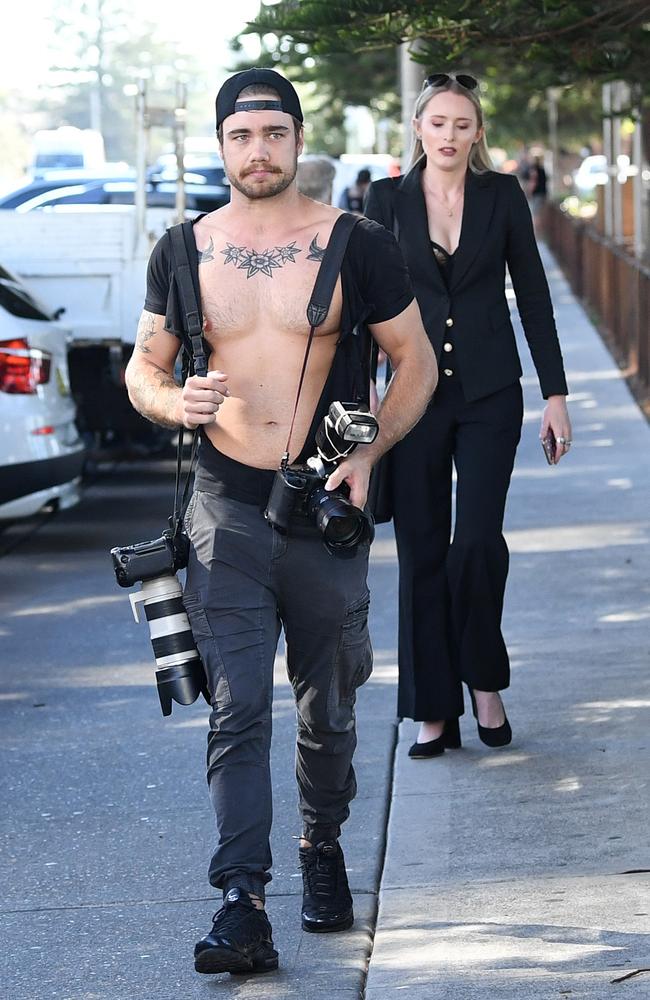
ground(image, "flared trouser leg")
xmin=448 ymin=380 xmax=523 ymax=691
xmin=391 ymin=378 xmax=523 ymax=719
xmin=392 ymin=395 xmax=460 ymax=721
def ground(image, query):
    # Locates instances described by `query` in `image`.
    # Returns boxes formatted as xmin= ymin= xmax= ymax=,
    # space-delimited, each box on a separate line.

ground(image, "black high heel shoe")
xmin=408 ymin=718 xmax=462 ymax=759
xmin=469 ymin=690 xmax=512 ymax=748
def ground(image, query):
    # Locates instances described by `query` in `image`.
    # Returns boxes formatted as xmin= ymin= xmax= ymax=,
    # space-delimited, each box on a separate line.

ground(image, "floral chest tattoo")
xmin=197 ymin=235 xmax=327 ymax=277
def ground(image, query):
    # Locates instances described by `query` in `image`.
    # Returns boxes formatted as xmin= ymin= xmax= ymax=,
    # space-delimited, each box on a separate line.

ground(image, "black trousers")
xmin=391 ymin=374 xmax=523 ymax=721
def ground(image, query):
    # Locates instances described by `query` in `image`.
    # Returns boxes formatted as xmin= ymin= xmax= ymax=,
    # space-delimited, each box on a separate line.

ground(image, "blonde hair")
xmin=407 ymin=79 xmax=493 ymax=175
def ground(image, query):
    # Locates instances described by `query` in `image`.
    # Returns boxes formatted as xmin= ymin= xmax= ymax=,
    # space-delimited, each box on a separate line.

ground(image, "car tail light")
xmin=0 ymin=338 xmax=52 ymax=394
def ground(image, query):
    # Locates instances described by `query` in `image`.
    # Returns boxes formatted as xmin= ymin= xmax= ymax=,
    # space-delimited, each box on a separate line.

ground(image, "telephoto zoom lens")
xmin=129 ymin=574 xmax=209 ymax=716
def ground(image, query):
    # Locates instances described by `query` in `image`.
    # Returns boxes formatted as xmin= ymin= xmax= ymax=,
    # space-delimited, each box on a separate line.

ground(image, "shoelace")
xmin=301 ymin=847 xmax=340 ymax=898
xmin=211 ymin=898 xmax=256 ymax=937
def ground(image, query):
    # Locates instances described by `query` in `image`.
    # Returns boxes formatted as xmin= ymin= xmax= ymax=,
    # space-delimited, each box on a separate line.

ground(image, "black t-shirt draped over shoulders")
xmin=142 ymin=214 xmax=414 ymax=466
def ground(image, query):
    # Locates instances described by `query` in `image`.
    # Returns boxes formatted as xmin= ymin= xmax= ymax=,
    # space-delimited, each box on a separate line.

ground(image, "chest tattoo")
xmin=195 ymin=233 xmax=328 ymax=278
xmin=197 ymin=237 xmax=215 ymax=264
xmin=306 ymin=235 xmax=327 ymax=261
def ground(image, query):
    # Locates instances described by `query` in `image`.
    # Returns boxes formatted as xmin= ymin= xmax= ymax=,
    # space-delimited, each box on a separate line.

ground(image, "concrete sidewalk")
xmin=365 ymin=247 xmax=650 ymax=998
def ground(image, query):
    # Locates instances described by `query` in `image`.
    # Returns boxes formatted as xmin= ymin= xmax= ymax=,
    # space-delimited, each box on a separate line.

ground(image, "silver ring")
xmin=557 ymin=436 xmax=567 ymax=444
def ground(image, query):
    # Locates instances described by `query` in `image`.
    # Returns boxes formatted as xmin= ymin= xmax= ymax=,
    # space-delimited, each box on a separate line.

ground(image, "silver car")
xmin=0 ymin=265 xmax=85 ymax=520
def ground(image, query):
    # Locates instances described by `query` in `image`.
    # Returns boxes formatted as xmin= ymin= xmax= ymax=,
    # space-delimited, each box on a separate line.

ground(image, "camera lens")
xmin=129 ymin=574 xmax=209 ymax=716
xmin=323 ymin=511 xmax=364 ymax=546
xmin=308 ymin=487 xmax=367 ymax=549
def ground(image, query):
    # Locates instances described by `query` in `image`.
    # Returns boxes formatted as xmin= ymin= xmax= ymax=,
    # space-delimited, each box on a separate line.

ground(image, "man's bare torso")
xmin=193 ymin=200 xmax=344 ymax=469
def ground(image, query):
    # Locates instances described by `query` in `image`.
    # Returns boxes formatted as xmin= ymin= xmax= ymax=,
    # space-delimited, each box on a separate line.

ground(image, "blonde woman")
xmin=365 ymin=73 xmax=571 ymax=757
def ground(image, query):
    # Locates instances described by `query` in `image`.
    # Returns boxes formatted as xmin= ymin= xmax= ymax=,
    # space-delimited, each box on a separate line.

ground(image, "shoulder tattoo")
xmin=197 ymin=237 xmax=215 ymax=264
xmin=306 ymin=235 xmax=327 ymax=261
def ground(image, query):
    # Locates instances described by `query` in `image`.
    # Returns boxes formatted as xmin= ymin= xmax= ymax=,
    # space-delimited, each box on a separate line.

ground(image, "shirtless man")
xmin=125 ymin=68 xmax=437 ymax=977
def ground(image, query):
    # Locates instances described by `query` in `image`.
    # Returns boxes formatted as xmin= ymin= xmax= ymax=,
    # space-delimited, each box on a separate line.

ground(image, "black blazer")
xmin=365 ymin=166 xmax=568 ymax=401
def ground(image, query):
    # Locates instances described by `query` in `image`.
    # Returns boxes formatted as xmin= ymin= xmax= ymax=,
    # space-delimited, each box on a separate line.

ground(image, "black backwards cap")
xmin=216 ymin=68 xmax=304 ymax=131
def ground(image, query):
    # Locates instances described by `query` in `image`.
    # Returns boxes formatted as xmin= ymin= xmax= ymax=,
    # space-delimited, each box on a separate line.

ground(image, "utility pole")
xmin=133 ymin=78 xmax=187 ymax=252
xmin=631 ymin=86 xmax=646 ymax=260
xmin=602 ymin=83 xmax=614 ymax=238
xmin=400 ymin=42 xmax=425 ymax=165
xmin=173 ymin=81 xmax=187 ymax=226
xmin=134 ymin=77 xmax=148 ymax=255
xmin=611 ymin=81 xmax=626 ymax=243
xmin=546 ymin=87 xmax=560 ymax=199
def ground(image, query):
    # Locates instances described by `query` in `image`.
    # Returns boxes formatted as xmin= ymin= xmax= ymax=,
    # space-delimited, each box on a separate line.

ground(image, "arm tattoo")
xmin=136 ymin=312 xmax=157 ymax=354
xmin=150 ymin=362 xmax=178 ymax=390
xmin=198 ymin=236 xmax=215 ymax=264
xmin=129 ymin=361 xmax=180 ymax=429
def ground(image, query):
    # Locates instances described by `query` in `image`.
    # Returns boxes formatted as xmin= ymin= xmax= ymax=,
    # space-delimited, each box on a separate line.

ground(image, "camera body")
xmin=110 ymin=528 xmax=209 ymax=716
xmin=111 ymin=528 xmax=189 ymax=589
xmin=265 ymin=401 xmax=378 ymax=555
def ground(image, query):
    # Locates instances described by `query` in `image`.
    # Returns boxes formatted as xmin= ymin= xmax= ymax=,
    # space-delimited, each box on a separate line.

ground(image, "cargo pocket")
xmin=329 ymin=591 xmax=373 ymax=709
xmin=182 ymin=592 xmax=232 ymax=708
xmin=183 ymin=491 xmax=199 ymax=536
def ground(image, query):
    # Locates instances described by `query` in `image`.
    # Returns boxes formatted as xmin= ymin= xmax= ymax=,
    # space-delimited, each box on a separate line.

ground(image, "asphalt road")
xmin=0 ymin=460 xmax=400 ymax=1000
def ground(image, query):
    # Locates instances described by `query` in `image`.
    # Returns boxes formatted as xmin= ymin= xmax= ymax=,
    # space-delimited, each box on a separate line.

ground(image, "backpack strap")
xmin=168 ymin=221 xmax=208 ymax=378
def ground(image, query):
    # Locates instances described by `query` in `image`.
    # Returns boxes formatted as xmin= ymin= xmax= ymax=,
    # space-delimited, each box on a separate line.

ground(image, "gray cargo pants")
xmin=183 ymin=489 xmax=372 ymax=900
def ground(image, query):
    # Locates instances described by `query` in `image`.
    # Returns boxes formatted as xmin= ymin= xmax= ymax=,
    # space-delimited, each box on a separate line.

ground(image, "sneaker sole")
xmin=301 ymin=914 xmax=354 ymax=933
xmin=195 ymin=945 xmax=279 ymax=975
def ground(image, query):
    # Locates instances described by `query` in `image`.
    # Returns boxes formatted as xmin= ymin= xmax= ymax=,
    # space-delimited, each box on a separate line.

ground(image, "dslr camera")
xmin=110 ymin=527 xmax=209 ymax=716
xmin=265 ymin=401 xmax=378 ymax=555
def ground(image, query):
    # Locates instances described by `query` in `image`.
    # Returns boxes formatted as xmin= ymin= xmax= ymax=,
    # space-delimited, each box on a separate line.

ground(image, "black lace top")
xmin=430 ymin=240 xmax=455 ymax=289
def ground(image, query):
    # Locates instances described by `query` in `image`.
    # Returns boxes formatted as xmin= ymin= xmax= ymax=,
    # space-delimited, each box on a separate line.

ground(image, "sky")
xmin=0 ymin=0 xmax=262 ymax=92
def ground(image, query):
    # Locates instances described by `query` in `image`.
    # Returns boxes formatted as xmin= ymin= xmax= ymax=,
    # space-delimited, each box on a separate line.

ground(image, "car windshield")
xmin=35 ymin=154 xmax=85 ymax=170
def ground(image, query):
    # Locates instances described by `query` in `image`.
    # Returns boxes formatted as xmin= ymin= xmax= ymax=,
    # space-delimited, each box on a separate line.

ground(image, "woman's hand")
xmin=540 ymin=395 xmax=572 ymax=464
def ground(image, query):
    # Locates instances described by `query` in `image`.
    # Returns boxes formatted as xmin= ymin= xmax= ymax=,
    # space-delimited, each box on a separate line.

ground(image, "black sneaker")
xmin=194 ymin=887 xmax=278 ymax=975
xmin=299 ymin=839 xmax=354 ymax=933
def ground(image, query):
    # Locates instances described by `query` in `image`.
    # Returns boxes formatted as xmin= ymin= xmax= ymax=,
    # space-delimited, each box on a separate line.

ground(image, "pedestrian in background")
xmin=339 ymin=168 xmax=371 ymax=213
xmin=365 ymin=72 xmax=572 ymax=758
xmin=527 ymin=154 xmax=548 ymax=236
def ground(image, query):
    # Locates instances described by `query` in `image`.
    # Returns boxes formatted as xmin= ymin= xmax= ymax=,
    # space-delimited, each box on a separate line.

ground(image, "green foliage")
xmin=234 ymin=2 xmax=616 ymax=154
xmin=250 ymin=0 xmax=650 ymax=90
xmin=229 ymin=33 xmax=399 ymax=156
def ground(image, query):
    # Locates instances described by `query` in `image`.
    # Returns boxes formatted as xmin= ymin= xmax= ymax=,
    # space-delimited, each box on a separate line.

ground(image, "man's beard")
xmin=226 ymin=160 xmax=297 ymax=200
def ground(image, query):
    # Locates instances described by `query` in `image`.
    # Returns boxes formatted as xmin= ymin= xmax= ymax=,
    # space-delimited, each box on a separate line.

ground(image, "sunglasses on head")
xmin=425 ymin=73 xmax=478 ymax=91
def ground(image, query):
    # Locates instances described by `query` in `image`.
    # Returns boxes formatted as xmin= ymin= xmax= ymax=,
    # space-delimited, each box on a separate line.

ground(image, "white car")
xmin=0 ymin=265 xmax=85 ymax=521
xmin=573 ymin=154 xmax=608 ymax=195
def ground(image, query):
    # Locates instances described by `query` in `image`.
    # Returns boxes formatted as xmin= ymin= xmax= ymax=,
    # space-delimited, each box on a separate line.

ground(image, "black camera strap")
xmin=167 ymin=222 xmax=208 ymax=539
xmin=282 ymin=212 xmax=360 ymax=468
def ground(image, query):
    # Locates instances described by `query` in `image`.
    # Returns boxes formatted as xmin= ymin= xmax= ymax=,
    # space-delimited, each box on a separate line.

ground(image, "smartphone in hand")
xmin=541 ymin=430 xmax=556 ymax=465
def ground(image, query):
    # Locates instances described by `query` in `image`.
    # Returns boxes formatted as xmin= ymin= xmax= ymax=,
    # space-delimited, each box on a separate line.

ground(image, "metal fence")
xmin=544 ymin=203 xmax=650 ymax=407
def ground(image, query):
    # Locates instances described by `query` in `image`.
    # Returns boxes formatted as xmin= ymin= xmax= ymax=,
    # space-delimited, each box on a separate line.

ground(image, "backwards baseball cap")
xmin=215 ymin=68 xmax=304 ymax=131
